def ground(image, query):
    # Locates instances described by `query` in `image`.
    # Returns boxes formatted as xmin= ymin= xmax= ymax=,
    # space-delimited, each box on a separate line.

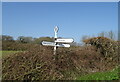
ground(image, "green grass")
xmin=77 ymin=67 xmax=119 ymax=80
xmin=0 ymin=51 xmax=21 ymax=58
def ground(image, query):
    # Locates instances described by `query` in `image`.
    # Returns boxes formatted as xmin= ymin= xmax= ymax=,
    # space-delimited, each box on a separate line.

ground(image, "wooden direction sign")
xmin=55 ymin=38 xmax=74 ymax=43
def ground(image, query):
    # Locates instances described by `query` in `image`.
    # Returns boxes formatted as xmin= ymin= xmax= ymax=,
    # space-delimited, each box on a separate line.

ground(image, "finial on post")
xmin=54 ymin=26 xmax=59 ymax=39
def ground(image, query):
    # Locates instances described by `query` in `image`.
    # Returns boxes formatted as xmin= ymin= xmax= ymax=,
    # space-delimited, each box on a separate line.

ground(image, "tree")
xmin=17 ymin=36 xmax=25 ymax=43
xmin=33 ymin=37 xmax=53 ymax=44
xmin=98 ymin=31 xmax=106 ymax=37
xmin=0 ymin=35 xmax=2 ymax=41
xmin=81 ymin=35 xmax=90 ymax=42
xmin=118 ymin=32 xmax=120 ymax=41
xmin=17 ymin=36 xmax=33 ymax=43
xmin=98 ymin=31 xmax=116 ymax=40
xmin=107 ymin=30 xmax=115 ymax=40
xmin=2 ymin=35 xmax=14 ymax=41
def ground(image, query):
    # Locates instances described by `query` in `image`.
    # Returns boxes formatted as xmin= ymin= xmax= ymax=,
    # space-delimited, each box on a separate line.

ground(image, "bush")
xmin=2 ymin=45 xmax=117 ymax=80
xmin=83 ymin=37 xmax=118 ymax=59
xmin=2 ymin=41 xmax=40 ymax=51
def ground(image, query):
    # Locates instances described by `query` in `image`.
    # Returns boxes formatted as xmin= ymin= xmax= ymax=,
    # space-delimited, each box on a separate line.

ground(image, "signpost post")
xmin=42 ymin=26 xmax=74 ymax=55
xmin=54 ymin=26 xmax=59 ymax=55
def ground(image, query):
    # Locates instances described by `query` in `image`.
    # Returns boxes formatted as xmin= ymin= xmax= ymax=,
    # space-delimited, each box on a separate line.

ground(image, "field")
xmin=1 ymin=51 xmax=21 ymax=58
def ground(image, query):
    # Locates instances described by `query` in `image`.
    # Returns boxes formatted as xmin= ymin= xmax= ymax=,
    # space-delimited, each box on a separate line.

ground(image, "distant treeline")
xmin=0 ymin=30 xmax=118 ymax=50
xmin=0 ymin=35 xmax=79 ymax=50
xmin=0 ymin=35 xmax=52 ymax=51
xmin=81 ymin=30 xmax=117 ymax=42
xmin=0 ymin=30 xmax=117 ymax=43
xmin=0 ymin=35 xmax=54 ymax=44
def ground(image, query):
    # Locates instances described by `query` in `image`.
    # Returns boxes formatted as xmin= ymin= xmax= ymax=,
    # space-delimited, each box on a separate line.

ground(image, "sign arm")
xmin=42 ymin=26 xmax=74 ymax=58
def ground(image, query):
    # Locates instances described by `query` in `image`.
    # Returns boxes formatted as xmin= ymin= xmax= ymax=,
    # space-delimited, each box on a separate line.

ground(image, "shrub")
xmin=83 ymin=37 xmax=118 ymax=59
xmin=2 ymin=41 xmax=40 ymax=51
xmin=2 ymin=45 xmax=117 ymax=80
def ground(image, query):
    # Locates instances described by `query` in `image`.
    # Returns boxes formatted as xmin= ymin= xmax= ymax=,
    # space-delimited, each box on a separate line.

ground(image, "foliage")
xmin=17 ymin=36 xmax=33 ymax=43
xmin=33 ymin=37 xmax=54 ymax=44
xmin=1 ymin=35 xmax=54 ymax=45
xmin=2 ymin=41 xmax=39 ymax=51
xmin=2 ymin=45 xmax=117 ymax=80
xmin=83 ymin=37 xmax=118 ymax=59
xmin=1 ymin=35 xmax=119 ymax=80
xmin=1 ymin=35 xmax=14 ymax=41
xmin=0 ymin=41 xmax=1 ymax=50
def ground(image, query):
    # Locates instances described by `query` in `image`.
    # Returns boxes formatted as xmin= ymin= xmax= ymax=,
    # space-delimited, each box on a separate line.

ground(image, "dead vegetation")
xmin=2 ymin=37 xmax=119 ymax=80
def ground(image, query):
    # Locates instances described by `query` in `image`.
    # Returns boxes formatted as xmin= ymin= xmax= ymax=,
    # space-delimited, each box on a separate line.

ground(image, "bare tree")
xmin=2 ymin=35 xmax=14 ymax=41
xmin=17 ymin=36 xmax=33 ymax=43
xmin=81 ymin=35 xmax=90 ymax=42
xmin=107 ymin=30 xmax=115 ymax=40
xmin=98 ymin=31 xmax=116 ymax=40
xmin=98 ymin=31 xmax=106 ymax=37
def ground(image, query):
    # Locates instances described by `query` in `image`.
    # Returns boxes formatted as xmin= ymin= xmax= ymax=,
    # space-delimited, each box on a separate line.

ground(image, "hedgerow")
xmin=2 ymin=37 xmax=119 ymax=80
xmin=2 ymin=45 xmax=117 ymax=80
xmin=2 ymin=41 xmax=39 ymax=51
xmin=83 ymin=37 xmax=118 ymax=61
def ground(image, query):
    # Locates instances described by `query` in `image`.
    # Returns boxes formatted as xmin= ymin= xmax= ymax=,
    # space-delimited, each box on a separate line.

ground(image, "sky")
xmin=2 ymin=2 xmax=118 ymax=43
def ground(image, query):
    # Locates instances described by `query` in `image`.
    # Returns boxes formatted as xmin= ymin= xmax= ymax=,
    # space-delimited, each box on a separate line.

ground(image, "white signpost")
xmin=42 ymin=26 xmax=74 ymax=55
xmin=55 ymin=38 xmax=74 ymax=43
xmin=42 ymin=41 xmax=70 ymax=48
xmin=56 ymin=44 xmax=70 ymax=47
xmin=42 ymin=41 xmax=55 ymax=46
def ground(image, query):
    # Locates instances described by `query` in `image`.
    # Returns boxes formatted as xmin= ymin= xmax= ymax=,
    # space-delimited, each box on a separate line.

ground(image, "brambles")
xmin=83 ymin=37 xmax=119 ymax=71
xmin=2 ymin=44 xmax=117 ymax=80
xmin=2 ymin=36 xmax=119 ymax=80
xmin=83 ymin=37 xmax=118 ymax=59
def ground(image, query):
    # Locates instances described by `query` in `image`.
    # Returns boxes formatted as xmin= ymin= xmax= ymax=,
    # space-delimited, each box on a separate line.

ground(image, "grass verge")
xmin=77 ymin=67 xmax=119 ymax=80
xmin=0 ymin=51 xmax=22 ymax=58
